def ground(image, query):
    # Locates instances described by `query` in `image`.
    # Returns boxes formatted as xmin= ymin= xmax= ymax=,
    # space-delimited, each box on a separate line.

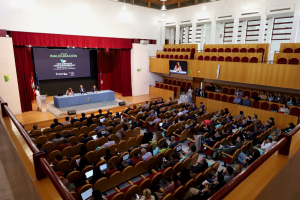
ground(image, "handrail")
xmin=209 ymin=124 xmax=300 ymax=200
xmin=0 ymin=100 xmax=75 ymax=200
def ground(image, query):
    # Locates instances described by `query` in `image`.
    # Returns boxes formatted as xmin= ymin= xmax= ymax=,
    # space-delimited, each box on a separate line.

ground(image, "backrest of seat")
xmin=57 ymin=160 xmax=71 ymax=173
xmin=85 ymin=151 xmax=96 ymax=163
xmin=125 ymin=185 xmax=139 ymax=200
xmin=62 ymin=146 xmax=74 ymax=157
xmin=134 ymin=161 xmax=145 ymax=176
xmin=78 ymin=184 xmax=93 ymax=196
xmin=108 ymin=156 xmax=120 ymax=167
xmin=121 ymin=166 xmax=134 ymax=182
xmin=108 ymin=171 xmax=122 ymax=188
xmin=93 ymin=177 xmax=108 ymax=192
xmin=86 ymin=140 xmax=97 ymax=151
xmin=173 ymin=186 xmax=185 ymax=200
xmin=162 ymin=167 xmax=173 ymax=180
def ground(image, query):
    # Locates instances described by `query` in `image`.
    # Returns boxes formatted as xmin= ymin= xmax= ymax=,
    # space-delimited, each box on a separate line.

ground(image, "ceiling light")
xmin=162 ymin=12 xmax=166 ymax=17
xmin=161 ymin=5 xmax=166 ymax=11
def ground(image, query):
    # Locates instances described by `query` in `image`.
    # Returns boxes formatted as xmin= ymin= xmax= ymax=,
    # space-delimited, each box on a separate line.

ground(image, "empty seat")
xmin=283 ymin=48 xmax=293 ymax=53
xmin=184 ymin=55 xmax=189 ymax=60
xmin=198 ymin=55 xmax=204 ymax=60
xmin=204 ymin=56 xmax=210 ymax=61
xmin=205 ymin=48 xmax=210 ymax=52
xmin=165 ymin=54 xmax=169 ymax=59
xmin=233 ymin=57 xmax=240 ymax=62
xmin=288 ymin=58 xmax=299 ymax=65
xmin=232 ymin=48 xmax=239 ymax=52
xmin=161 ymin=55 xmax=165 ymax=58
xmin=241 ymin=57 xmax=249 ymax=63
xmin=218 ymin=56 xmax=224 ymax=61
xmin=240 ymin=48 xmax=247 ymax=52
xmin=225 ymin=56 xmax=232 ymax=62
xmin=225 ymin=48 xmax=231 ymax=52
xmin=277 ymin=58 xmax=287 ymax=64
xmin=211 ymin=56 xmax=217 ymax=61
xmin=249 ymin=57 xmax=258 ymax=63
xmin=211 ymin=48 xmax=217 ymax=52
xmin=170 ymin=55 xmax=174 ymax=59
xmin=218 ymin=48 xmax=224 ymax=52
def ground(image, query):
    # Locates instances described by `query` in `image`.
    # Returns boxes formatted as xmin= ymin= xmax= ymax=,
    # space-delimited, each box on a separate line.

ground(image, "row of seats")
xmin=163 ymin=44 xmax=198 ymax=53
xmin=194 ymin=52 xmax=262 ymax=63
xmin=273 ymin=53 xmax=300 ymax=65
xmin=162 ymin=77 xmax=193 ymax=91
xmin=279 ymin=43 xmax=300 ymax=53
xmin=156 ymin=52 xmax=190 ymax=59
xmin=206 ymin=91 xmax=300 ymax=116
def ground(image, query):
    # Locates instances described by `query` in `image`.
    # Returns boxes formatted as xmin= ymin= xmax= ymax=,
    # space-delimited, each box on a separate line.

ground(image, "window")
xmin=246 ymin=20 xmax=268 ymax=44
xmin=195 ymin=25 xmax=201 ymax=44
xmin=223 ymin=21 xmax=243 ymax=44
xmin=182 ymin=26 xmax=192 ymax=44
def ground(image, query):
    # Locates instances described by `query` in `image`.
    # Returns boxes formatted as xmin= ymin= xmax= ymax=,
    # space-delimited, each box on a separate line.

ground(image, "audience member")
xmin=50 ymin=118 xmax=62 ymax=129
xmin=51 ymin=133 xmax=64 ymax=143
xmin=163 ymin=153 xmax=179 ymax=168
xmin=62 ymin=179 xmax=76 ymax=192
xmin=61 ymin=117 xmax=71 ymax=126
xmin=261 ymin=137 xmax=276 ymax=151
xmin=80 ymin=113 xmax=87 ymax=122
xmin=234 ymin=89 xmax=243 ymax=96
xmin=105 ymin=161 xmax=118 ymax=178
xmin=70 ymin=116 xmax=78 ymax=125
xmin=150 ymin=132 xmax=163 ymax=150
xmin=189 ymin=157 xmax=208 ymax=174
xmin=89 ymin=167 xmax=105 ymax=185
xmin=223 ymin=166 xmax=234 ymax=183
xmin=57 ymin=138 xmax=72 ymax=151
xmin=268 ymin=92 xmax=275 ymax=102
xmin=137 ymin=189 xmax=155 ymax=200
xmin=94 ymin=122 xmax=106 ymax=132
xmin=103 ymin=136 xmax=115 ymax=148
xmin=141 ymin=148 xmax=152 ymax=161
xmin=207 ymin=83 xmax=215 ymax=92
xmin=234 ymin=163 xmax=243 ymax=176
xmin=159 ymin=141 xmax=169 ymax=153
xmin=276 ymin=92 xmax=286 ymax=103
xmin=233 ymin=95 xmax=242 ymax=105
xmin=169 ymin=136 xmax=179 ymax=149
xmin=234 ymin=111 xmax=244 ymax=119
xmin=195 ymin=85 xmax=201 ymax=97
xmin=29 ymin=124 xmax=40 ymax=134
xmin=279 ymin=104 xmax=289 ymax=114
xmin=242 ymin=96 xmax=251 ymax=107
xmin=259 ymin=91 xmax=267 ymax=101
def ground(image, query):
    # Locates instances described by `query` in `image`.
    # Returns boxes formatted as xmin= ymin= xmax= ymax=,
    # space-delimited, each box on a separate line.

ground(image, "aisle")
xmin=0 ymin=158 xmax=15 ymax=200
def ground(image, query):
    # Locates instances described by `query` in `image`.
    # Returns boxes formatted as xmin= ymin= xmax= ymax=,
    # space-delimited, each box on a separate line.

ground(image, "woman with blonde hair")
xmin=234 ymin=163 xmax=243 ymax=176
xmin=137 ymin=189 xmax=154 ymax=200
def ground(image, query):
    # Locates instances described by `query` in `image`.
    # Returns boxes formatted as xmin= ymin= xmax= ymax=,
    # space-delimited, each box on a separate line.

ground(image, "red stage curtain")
xmin=13 ymin=47 xmax=33 ymax=112
xmin=97 ymin=49 xmax=132 ymax=96
xmin=11 ymin=31 xmax=132 ymax=49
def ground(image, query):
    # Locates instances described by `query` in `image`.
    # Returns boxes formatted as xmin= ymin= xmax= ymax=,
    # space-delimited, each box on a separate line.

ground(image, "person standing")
xmin=187 ymin=86 xmax=193 ymax=103
xmin=35 ymin=86 xmax=41 ymax=111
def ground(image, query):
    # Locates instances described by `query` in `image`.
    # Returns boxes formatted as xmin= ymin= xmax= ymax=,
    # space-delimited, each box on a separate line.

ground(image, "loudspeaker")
xmin=57 ymin=93 xmax=64 ymax=96
xmin=119 ymin=101 xmax=126 ymax=106
xmin=67 ymin=110 xmax=76 ymax=115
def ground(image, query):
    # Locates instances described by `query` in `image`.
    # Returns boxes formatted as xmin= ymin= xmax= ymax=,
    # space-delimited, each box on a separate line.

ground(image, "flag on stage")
xmin=36 ymin=72 xmax=40 ymax=92
xmin=100 ymin=69 xmax=103 ymax=90
xmin=31 ymin=72 xmax=35 ymax=100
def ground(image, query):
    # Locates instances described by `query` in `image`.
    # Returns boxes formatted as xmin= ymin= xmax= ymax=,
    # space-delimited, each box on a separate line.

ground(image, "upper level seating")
xmin=162 ymin=44 xmax=198 ymax=58
xmin=279 ymin=43 xmax=300 ymax=53
xmin=156 ymin=52 xmax=190 ymax=60
xmin=273 ymin=53 xmax=300 ymax=65
xmin=194 ymin=52 xmax=262 ymax=63
xmin=162 ymin=76 xmax=193 ymax=92
xmin=203 ymin=43 xmax=269 ymax=62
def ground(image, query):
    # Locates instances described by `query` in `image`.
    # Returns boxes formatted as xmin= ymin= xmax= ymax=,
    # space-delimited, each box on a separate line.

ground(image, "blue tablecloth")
xmin=54 ymin=90 xmax=115 ymax=108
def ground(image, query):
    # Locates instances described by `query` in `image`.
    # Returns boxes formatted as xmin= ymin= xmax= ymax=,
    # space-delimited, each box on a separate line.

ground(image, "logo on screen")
xmin=60 ymin=59 xmax=66 ymax=63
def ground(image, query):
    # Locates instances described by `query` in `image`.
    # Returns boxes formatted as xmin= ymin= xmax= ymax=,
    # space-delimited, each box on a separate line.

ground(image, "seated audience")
xmin=223 ymin=166 xmax=234 ymax=183
xmin=103 ymin=136 xmax=115 ymax=148
xmin=90 ymin=190 xmax=107 ymax=200
xmin=268 ymin=92 xmax=275 ymax=102
xmin=234 ymin=89 xmax=243 ymax=96
xmin=81 ymin=133 xmax=93 ymax=144
xmin=94 ymin=122 xmax=106 ymax=132
xmin=234 ymin=111 xmax=244 ymax=119
xmin=242 ymin=96 xmax=251 ymax=107
xmin=123 ymin=105 xmax=132 ymax=114
xmin=259 ymin=91 xmax=267 ymax=101
xmin=96 ymin=109 xmax=105 ymax=118
xmin=162 ymin=153 xmax=179 ymax=168
xmin=261 ymin=137 xmax=277 ymax=151
xmin=233 ymin=163 xmax=243 ymax=176
xmin=76 ymin=156 xmax=91 ymax=171
xmin=201 ymin=90 xmax=207 ymax=98
xmin=61 ymin=117 xmax=71 ymax=126
xmin=141 ymin=148 xmax=152 ymax=161
xmin=89 ymin=167 xmax=105 ymax=185
xmin=29 ymin=124 xmax=40 ymax=134
xmin=124 ymin=151 xmax=143 ymax=166
xmin=62 ymin=179 xmax=76 ymax=192
xmin=149 ymin=115 xmax=161 ymax=125
xmin=159 ymin=141 xmax=169 ymax=153
xmin=169 ymin=136 xmax=179 ymax=149
xmin=233 ymin=95 xmax=242 ymax=105
xmin=70 ymin=116 xmax=78 ymax=125
xmin=215 ymin=85 xmax=222 ymax=93
xmin=189 ymin=157 xmax=208 ymax=174
xmin=57 ymin=138 xmax=72 ymax=151
xmin=105 ymin=161 xmax=118 ymax=178
xmin=130 ymin=119 xmax=139 ymax=130
xmin=279 ymin=104 xmax=289 ymax=115
xmin=155 ymin=175 xmax=181 ymax=199
xmin=113 ymin=112 xmax=121 ymax=119
xmin=80 ymin=113 xmax=87 ymax=122
xmin=207 ymin=83 xmax=215 ymax=92
xmin=115 ymin=125 xmax=127 ymax=140
xmin=150 ymin=132 xmax=164 ymax=150
xmin=51 ymin=133 xmax=64 ymax=143
xmin=276 ymin=92 xmax=286 ymax=103
xmin=185 ymin=143 xmax=196 ymax=157
xmin=137 ymin=189 xmax=155 ymax=200
xmin=50 ymin=118 xmax=62 ymax=129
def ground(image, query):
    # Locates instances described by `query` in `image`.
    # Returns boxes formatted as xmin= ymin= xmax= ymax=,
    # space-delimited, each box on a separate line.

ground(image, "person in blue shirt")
xmin=195 ymin=85 xmax=201 ymax=97
xmin=200 ymin=102 xmax=205 ymax=109
xmin=233 ymin=95 xmax=242 ymax=105
xmin=242 ymin=96 xmax=251 ymax=107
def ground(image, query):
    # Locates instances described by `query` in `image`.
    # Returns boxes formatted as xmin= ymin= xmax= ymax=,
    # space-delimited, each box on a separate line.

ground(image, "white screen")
xmin=159 ymin=123 xmax=163 ymax=126
xmin=100 ymin=118 xmax=105 ymax=122
xmin=123 ymin=154 xmax=129 ymax=160
xmin=176 ymin=145 xmax=182 ymax=151
xmin=100 ymin=163 xmax=107 ymax=171
xmin=92 ymin=135 xmax=97 ymax=140
xmin=85 ymin=170 xmax=93 ymax=179
xmin=81 ymin=188 xmax=93 ymax=200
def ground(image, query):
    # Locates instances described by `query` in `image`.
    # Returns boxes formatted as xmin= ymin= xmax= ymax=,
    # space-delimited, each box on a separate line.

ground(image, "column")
xmin=258 ymin=13 xmax=267 ymax=43
xmin=290 ymin=10 xmax=300 ymax=43
xmin=232 ymin=17 xmax=239 ymax=44
xmin=170 ymin=28 xmax=175 ymax=44
xmin=175 ymin=24 xmax=180 ymax=44
xmin=157 ymin=21 xmax=162 ymax=45
xmin=162 ymin=24 xmax=166 ymax=45
xmin=218 ymin=22 xmax=225 ymax=44
xmin=184 ymin=26 xmax=189 ymax=44
xmin=240 ymin=20 xmax=247 ymax=44
xmin=200 ymin=24 xmax=205 ymax=50
xmin=191 ymin=21 xmax=196 ymax=44
xmin=210 ymin=19 xmax=216 ymax=44
xmin=265 ymin=18 xmax=274 ymax=44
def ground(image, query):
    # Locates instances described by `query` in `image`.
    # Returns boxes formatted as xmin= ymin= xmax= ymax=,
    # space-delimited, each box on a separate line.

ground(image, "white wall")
xmin=131 ymin=44 xmax=163 ymax=96
xmin=0 ymin=0 xmax=161 ymax=40
xmin=0 ymin=38 xmax=22 ymax=115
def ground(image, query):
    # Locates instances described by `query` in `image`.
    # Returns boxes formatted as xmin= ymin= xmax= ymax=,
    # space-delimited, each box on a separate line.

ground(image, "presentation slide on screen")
xmin=33 ymin=48 xmax=90 ymax=80
xmin=169 ymin=60 xmax=187 ymax=75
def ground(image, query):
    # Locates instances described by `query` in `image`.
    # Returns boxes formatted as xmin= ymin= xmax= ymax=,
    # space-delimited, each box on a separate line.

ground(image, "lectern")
xmin=40 ymin=95 xmax=47 ymax=113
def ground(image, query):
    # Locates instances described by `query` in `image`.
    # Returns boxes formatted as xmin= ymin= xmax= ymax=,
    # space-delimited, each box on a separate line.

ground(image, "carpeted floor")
xmin=46 ymin=98 xmax=131 ymax=117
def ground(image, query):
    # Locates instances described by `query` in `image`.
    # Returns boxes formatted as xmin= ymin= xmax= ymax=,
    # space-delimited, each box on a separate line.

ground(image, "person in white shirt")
xmin=141 ymin=148 xmax=152 ymax=161
xmin=261 ymin=137 xmax=277 ymax=151
xmin=187 ymin=86 xmax=193 ymax=103
xmin=136 ymin=189 xmax=155 ymax=200
xmin=103 ymin=136 xmax=115 ymax=148
xmin=177 ymin=108 xmax=184 ymax=116
xmin=61 ymin=117 xmax=71 ymax=126
xmin=279 ymin=104 xmax=289 ymax=115
xmin=35 ymin=86 xmax=41 ymax=111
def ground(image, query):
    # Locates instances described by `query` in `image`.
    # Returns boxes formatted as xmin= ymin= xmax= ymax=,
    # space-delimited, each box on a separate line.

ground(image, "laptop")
xmin=100 ymin=118 xmax=105 ymax=122
xmin=92 ymin=135 xmax=97 ymax=140
xmin=122 ymin=154 xmax=130 ymax=161
xmin=159 ymin=122 xmax=163 ymax=127
xmin=101 ymin=130 xmax=106 ymax=135
xmin=99 ymin=163 xmax=108 ymax=173
xmin=176 ymin=145 xmax=182 ymax=152
xmin=81 ymin=188 xmax=93 ymax=200
xmin=85 ymin=170 xmax=93 ymax=181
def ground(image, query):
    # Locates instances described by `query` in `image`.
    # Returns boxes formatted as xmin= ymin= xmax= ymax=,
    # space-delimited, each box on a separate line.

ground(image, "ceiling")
xmin=121 ymin=0 xmax=220 ymax=10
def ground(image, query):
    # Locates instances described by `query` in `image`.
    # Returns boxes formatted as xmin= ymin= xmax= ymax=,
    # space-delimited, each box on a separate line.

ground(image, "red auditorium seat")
xmin=233 ymin=57 xmax=240 ymax=62
xmin=249 ymin=57 xmax=258 ymax=63
xmin=198 ymin=55 xmax=204 ymax=60
xmin=168 ymin=79 xmax=172 ymax=85
xmin=240 ymin=48 xmax=247 ymax=52
xmin=256 ymin=48 xmax=265 ymax=54
xmin=163 ymin=48 xmax=167 ymax=52
xmin=168 ymin=48 xmax=171 ymax=52
xmin=184 ymin=55 xmax=189 ymax=60
xmin=244 ymin=91 xmax=251 ymax=97
xmin=155 ymin=82 xmax=159 ymax=88
xmin=172 ymin=48 xmax=176 ymax=52
xmin=204 ymin=56 xmax=210 ymax=61
xmin=208 ymin=93 xmax=214 ymax=99
xmin=277 ymin=58 xmax=287 ymax=64
xmin=182 ymin=82 xmax=187 ymax=91
xmin=218 ymin=48 xmax=224 ymax=52
xmin=165 ymin=55 xmax=169 ymax=59
xmin=288 ymin=58 xmax=299 ymax=65
xmin=229 ymin=89 xmax=235 ymax=95
xmin=211 ymin=48 xmax=217 ymax=52
xmin=191 ymin=48 xmax=196 ymax=58
xmin=221 ymin=95 xmax=228 ymax=102
xmin=173 ymin=87 xmax=178 ymax=97
xmin=260 ymin=102 xmax=269 ymax=110
xmin=164 ymin=85 xmax=168 ymax=89
xmin=161 ymin=55 xmax=165 ymax=58
xmin=186 ymin=48 xmax=191 ymax=52
xmin=181 ymin=48 xmax=186 ymax=52
xmin=225 ymin=48 xmax=231 ymax=52
xmin=175 ymin=55 xmax=179 ymax=59
xmin=223 ymin=88 xmax=229 ymax=94
xmin=168 ymin=85 xmax=173 ymax=91
xmin=248 ymin=48 xmax=256 ymax=53
xmin=232 ymin=48 xmax=239 ymax=52
xmin=177 ymin=81 xmax=181 ymax=87
xmin=170 ymin=55 xmax=174 ymax=59
xmin=218 ymin=56 xmax=224 ymax=61
xmin=270 ymin=104 xmax=279 ymax=112
xmin=211 ymin=56 xmax=217 ymax=61
xmin=160 ymin=84 xmax=164 ymax=89
xmin=215 ymin=94 xmax=221 ymax=101
xmin=157 ymin=54 xmax=160 ymax=58
xmin=290 ymin=107 xmax=300 ymax=116
xmin=179 ymin=55 xmax=183 ymax=59
xmin=163 ymin=79 xmax=168 ymax=84
xmin=186 ymin=82 xmax=192 ymax=91
xmin=295 ymin=48 xmax=300 ymax=53
xmin=283 ymin=48 xmax=293 ymax=53
xmin=172 ymin=80 xmax=176 ymax=85
xmin=228 ymin=96 xmax=234 ymax=103
xmin=205 ymin=48 xmax=210 ymax=52
xmin=225 ymin=56 xmax=232 ymax=62
xmin=241 ymin=57 xmax=249 ymax=63
xmin=251 ymin=101 xmax=260 ymax=109
xmin=251 ymin=91 xmax=258 ymax=98
xmin=176 ymin=48 xmax=180 ymax=52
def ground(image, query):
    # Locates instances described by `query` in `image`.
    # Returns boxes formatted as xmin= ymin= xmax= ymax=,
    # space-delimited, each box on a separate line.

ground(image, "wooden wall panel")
xmin=150 ymin=58 xmax=300 ymax=90
xmin=149 ymin=86 xmax=174 ymax=101
xmin=196 ymin=97 xmax=298 ymax=129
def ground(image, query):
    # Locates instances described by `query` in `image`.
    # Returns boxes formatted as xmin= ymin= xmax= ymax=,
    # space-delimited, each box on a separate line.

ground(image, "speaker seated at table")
xmin=91 ymin=85 xmax=98 ymax=93
xmin=79 ymin=85 xmax=86 ymax=93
